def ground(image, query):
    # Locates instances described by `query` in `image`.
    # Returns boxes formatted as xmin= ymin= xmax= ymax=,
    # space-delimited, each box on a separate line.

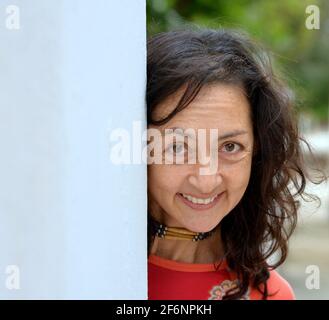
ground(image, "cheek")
xmin=224 ymin=158 xmax=252 ymax=193
xmin=222 ymin=161 xmax=252 ymax=211
xmin=148 ymin=165 xmax=183 ymax=200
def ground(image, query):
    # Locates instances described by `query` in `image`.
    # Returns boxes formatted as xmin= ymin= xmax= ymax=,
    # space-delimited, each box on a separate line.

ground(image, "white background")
xmin=0 ymin=0 xmax=147 ymax=299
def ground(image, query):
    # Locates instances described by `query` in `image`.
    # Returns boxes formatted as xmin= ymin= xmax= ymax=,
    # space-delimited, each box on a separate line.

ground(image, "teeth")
xmin=181 ymin=193 xmax=218 ymax=205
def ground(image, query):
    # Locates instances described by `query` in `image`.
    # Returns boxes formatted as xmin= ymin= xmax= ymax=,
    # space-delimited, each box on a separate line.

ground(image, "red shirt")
xmin=148 ymin=254 xmax=295 ymax=300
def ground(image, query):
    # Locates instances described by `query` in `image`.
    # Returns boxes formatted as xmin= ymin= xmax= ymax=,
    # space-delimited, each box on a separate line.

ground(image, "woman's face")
xmin=148 ymin=83 xmax=255 ymax=232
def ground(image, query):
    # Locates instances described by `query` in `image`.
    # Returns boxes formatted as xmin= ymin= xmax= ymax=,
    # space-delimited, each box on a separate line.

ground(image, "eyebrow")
xmin=162 ymin=127 xmax=249 ymax=140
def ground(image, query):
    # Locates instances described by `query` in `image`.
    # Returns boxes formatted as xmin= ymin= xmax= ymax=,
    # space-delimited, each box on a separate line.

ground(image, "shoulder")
xmin=265 ymin=270 xmax=296 ymax=300
xmin=250 ymin=269 xmax=296 ymax=300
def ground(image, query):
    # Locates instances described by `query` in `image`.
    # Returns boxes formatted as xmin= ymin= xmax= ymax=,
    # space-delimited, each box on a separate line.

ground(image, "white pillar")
xmin=0 ymin=0 xmax=147 ymax=299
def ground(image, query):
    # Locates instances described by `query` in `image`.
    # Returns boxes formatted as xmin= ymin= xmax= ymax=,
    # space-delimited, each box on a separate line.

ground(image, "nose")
xmin=188 ymin=165 xmax=223 ymax=195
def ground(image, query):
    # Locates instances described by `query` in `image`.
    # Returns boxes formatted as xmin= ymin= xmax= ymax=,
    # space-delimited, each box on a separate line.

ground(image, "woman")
xmin=146 ymin=28 xmax=325 ymax=300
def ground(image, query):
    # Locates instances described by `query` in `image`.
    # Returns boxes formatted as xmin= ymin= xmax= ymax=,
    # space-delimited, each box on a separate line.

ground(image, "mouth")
xmin=177 ymin=192 xmax=224 ymax=211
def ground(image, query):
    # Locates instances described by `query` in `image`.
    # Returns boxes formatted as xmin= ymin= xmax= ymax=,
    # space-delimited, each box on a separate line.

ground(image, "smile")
xmin=177 ymin=192 xmax=224 ymax=210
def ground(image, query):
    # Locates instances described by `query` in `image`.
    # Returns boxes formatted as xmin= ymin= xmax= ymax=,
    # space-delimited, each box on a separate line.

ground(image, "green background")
xmin=147 ymin=0 xmax=329 ymax=123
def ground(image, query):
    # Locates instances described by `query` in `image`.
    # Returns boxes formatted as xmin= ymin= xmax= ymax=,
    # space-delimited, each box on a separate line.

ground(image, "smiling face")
xmin=148 ymin=83 xmax=255 ymax=233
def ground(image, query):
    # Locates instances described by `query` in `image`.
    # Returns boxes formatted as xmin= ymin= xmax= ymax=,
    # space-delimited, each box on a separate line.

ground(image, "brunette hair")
xmin=147 ymin=28 xmax=326 ymax=299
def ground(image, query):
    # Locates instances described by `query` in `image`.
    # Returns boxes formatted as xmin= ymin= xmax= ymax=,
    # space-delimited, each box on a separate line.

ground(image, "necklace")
xmin=149 ymin=215 xmax=215 ymax=241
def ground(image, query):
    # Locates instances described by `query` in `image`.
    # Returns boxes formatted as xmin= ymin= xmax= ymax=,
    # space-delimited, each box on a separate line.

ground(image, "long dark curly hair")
xmin=146 ymin=28 xmax=327 ymax=300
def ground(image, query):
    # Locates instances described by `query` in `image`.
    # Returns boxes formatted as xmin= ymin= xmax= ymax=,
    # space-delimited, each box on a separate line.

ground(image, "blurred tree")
xmin=147 ymin=0 xmax=329 ymax=123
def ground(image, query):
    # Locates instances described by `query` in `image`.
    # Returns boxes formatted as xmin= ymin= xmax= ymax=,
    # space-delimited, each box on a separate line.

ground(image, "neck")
xmin=150 ymin=223 xmax=224 ymax=264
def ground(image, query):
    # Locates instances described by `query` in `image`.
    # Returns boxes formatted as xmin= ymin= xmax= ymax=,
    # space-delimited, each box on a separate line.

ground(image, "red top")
xmin=148 ymin=254 xmax=295 ymax=300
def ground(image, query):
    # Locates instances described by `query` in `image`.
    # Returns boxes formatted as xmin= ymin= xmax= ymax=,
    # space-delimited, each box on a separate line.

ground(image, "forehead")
xmin=152 ymin=83 xmax=252 ymax=131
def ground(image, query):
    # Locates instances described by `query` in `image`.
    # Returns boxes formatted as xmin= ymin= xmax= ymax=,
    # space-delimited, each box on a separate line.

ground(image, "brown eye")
xmin=223 ymin=143 xmax=241 ymax=153
xmin=173 ymin=143 xmax=184 ymax=154
xmin=167 ymin=142 xmax=185 ymax=154
xmin=225 ymin=143 xmax=235 ymax=152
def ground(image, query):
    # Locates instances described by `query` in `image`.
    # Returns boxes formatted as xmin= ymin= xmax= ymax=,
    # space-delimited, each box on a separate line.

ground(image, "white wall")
xmin=0 ymin=0 xmax=147 ymax=299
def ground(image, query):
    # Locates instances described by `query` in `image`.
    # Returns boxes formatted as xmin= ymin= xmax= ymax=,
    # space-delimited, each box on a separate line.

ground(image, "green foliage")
xmin=147 ymin=0 xmax=329 ymax=122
